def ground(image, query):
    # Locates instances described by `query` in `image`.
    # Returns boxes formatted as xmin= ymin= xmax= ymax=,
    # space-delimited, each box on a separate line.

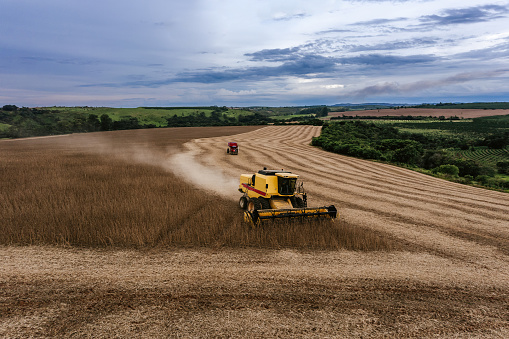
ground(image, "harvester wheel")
xmin=239 ymin=196 xmax=248 ymax=209
xmin=295 ymin=197 xmax=306 ymax=208
xmin=290 ymin=196 xmax=306 ymax=208
xmin=259 ymin=198 xmax=270 ymax=209
xmin=227 ymin=148 xmax=230 ymax=153
xmin=247 ymin=198 xmax=261 ymax=212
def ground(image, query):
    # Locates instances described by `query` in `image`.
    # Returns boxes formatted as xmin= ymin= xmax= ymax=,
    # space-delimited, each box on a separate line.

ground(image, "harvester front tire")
xmin=247 ymin=198 xmax=262 ymax=212
xmin=291 ymin=196 xmax=306 ymax=208
xmin=239 ymin=196 xmax=248 ymax=209
xmin=259 ymin=198 xmax=270 ymax=209
xmin=295 ymin=197 xmax=306 ymax=208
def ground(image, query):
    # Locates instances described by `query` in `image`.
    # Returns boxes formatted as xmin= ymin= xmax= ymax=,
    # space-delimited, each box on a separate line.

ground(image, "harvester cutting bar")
xmin=245 ymin=205 xmax=337 ymax=225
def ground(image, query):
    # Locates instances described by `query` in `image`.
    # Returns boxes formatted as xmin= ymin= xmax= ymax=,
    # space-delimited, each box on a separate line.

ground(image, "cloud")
xmin=80 ymin=54 xmax=339 ymax=87
xmin=339 ymin=54 xmax=438 ymax=65
xmin=176 ymin=54 xmax=338 ymax=82
xmin=316 ymin=29 xmax=353 ymax=35
xmin=454 ymin=40 xmax=509 ymax=60
xmin=348 ymin=38 xmax=440 ymax=52
xmin=80 ymin=50 xmax=442 ymax=89
xmin=245 ymin=47 xmax=301 ymax=61
xmin=345 ymin=69 xmax=509 ymax=98
xmin=273 ymin=12 xmax=308 ymax=21
xmin=419 ymin=4 xmax=509 ymax=26
xmin=350 ymin=17 xmax=408 ymax=26
xmin=217 ymin=88 xmax=257 ymax=96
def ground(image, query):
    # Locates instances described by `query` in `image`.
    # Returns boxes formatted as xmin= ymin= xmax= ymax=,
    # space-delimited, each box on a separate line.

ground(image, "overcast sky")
xmin=1 ymin=0 xmax=509 ymax=107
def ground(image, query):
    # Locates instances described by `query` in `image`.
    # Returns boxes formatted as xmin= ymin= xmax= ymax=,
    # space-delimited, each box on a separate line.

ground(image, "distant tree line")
xmin=412 ymin=102 xmax=509 ymax=109
xmin=0 ymin=105 xmax=278 ymax=138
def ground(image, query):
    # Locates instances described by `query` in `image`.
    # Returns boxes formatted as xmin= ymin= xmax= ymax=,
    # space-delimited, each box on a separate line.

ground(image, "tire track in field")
xmin=187 ymin=125 xmax=509 ymax=264
xmin=215 ymin=127 xmax=509 ymax=226
xmin=199 ymin=125 xmax=507 ymax=212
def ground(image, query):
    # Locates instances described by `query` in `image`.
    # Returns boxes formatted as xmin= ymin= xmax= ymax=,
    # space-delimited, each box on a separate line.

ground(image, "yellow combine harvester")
xmin=238 ymin=168 xmax=338 ymax=226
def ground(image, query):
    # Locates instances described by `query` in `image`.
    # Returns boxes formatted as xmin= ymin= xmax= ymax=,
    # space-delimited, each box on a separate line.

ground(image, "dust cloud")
xmin=42 ymin=133 xmax=239 ymax=200
xmin=114 ymin=144 xmax=239 ymax=200
xmin=166 ymin=150 xmax=239 ymax=200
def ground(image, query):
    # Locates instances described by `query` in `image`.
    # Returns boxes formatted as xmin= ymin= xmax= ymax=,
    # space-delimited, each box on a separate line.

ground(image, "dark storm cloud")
xmin=419 ymin=4 xmax=509 ymax=26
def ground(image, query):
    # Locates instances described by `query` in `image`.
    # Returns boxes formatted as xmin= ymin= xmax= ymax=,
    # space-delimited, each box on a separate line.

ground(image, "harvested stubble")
xmin=0 ymin=127 xmax=395 ymax=250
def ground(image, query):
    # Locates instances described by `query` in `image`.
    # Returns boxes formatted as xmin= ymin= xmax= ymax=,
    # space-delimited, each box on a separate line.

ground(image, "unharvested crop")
xmin=0 ymin=127 xmax=395 ymax=250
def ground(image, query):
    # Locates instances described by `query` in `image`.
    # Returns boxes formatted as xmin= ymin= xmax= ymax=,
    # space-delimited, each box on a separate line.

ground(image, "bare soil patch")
xmin=329 ymin=108 xmax=509 ymax=118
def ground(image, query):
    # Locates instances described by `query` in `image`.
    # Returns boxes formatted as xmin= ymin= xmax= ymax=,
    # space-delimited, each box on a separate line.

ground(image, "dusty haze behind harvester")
xmin=238 ymin=168 xmax=338 ymax=226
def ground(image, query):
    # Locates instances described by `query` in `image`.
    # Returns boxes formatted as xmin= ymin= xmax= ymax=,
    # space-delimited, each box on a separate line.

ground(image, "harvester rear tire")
xmin=239 ymin=196 xmax=248 ymax=209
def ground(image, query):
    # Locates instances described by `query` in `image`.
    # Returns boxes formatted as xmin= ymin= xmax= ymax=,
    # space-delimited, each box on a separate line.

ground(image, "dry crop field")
xmin=1 ymin=125 xmax=508 ymax=338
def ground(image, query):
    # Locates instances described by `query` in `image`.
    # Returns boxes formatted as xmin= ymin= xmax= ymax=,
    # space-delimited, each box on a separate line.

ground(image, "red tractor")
xmin=227 ymin=142 xmax=238 ymax=155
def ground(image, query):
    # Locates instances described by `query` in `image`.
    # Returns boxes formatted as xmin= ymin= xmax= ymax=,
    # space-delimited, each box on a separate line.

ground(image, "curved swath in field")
xmin=188 ymin=125 xmax=509 ymax=264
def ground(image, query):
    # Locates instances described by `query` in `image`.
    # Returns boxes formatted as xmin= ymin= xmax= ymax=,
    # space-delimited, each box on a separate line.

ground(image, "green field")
xmin=455 ymin=147 xmax=509 ymax=166
xmin=41 ymin=107 xmax=254 ymax=127
xmin=270 ymin=114 xmax=315 ymax=120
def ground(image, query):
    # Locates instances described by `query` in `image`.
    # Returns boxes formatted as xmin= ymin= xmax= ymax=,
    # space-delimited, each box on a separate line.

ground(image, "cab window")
xmin=278 ymin=177 xmax=296 ymax=195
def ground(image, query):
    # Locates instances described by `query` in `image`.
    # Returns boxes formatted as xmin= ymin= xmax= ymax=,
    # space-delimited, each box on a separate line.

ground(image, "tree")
xmin=432 ymin=164 xmax=459 ymax=177
xmin=2 ymin=105 xmax=18 ymax=111
xmin=497 ymin=161 xmax=509 ymax=174
xmin=316 ymin=106 xmax=329 ymax=117
xmin=87 ymin=114 xmax=101 ymax=131
xmin=100 ymin=114 xmax=113 ymax=131
xmin=392 ymin=144 xmax=422 ymax=164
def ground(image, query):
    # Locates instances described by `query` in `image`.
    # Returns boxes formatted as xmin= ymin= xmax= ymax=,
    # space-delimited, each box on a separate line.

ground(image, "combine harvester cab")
xmin=227 ymin=142 xmax=238 ymax=155
xmin=238 ymin=168 xmax=338 ymax=226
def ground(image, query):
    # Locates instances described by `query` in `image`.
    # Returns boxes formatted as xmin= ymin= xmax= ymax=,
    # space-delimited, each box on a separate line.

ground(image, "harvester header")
xmin=238 ymin=168 xmax=338 ymax=225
